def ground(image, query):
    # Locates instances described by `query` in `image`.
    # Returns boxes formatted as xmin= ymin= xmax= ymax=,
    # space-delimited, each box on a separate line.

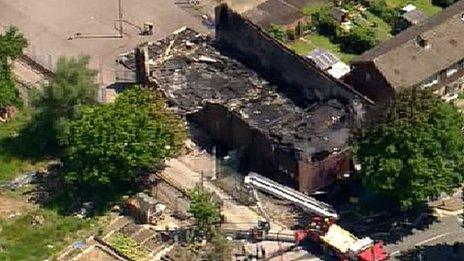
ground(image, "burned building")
xmin=119 ymin=8 xmax=368 ymax=193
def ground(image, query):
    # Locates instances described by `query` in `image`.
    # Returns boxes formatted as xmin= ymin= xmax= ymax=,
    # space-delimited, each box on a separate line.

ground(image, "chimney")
xmin=416 ymin=35 xmax=430 ymax=49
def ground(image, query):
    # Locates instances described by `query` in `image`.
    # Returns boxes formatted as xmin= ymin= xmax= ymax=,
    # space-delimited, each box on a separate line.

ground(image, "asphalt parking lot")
xmin=0 ymin=0 xmax=209 ymax=85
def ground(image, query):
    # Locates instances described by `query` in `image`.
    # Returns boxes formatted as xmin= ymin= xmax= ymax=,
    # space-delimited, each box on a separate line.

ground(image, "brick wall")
xmin=188 ymin=102 xmax=351 ymax=192
xmin=215 ymin=4 xmax=360 ymax=106
xmin=298 ymin=149 xmax=351 ymax=193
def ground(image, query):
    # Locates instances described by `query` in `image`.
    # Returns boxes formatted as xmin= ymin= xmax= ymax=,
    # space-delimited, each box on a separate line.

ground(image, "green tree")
xmin=311 ymin=7 xmax=339 ymax=37
xmin=339 ymin=26 xmax=379 ymax=54
xmin=355 ymin=89 xmax=464 ymax=210
xmin=0 ymin=26 xmax=28 ymax=60
xmin=188 ymin=187 xmax=220 ymax=232
xmin=368 ymin=0 xmax=400 ymax=25
xmin=0 ymin=26 xmax=28 ymax=107
xmin=268 ymin=24 xmax=285 ymax=42
xmin=61 ymin=87 xmax=187 ymax=193
xmin=25 ymin=56 xmax=98 ymax=153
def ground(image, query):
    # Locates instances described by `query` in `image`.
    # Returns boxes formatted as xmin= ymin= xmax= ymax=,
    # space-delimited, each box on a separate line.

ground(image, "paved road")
xmin=385 ymin=216 xmax=464 ymax=260
xmin=0 ymin=0 xmax=209 ymax=85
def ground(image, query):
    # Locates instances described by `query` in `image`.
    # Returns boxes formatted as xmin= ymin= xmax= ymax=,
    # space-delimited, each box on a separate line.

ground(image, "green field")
xmin=0 ymin=208 xmax=109 ymax=260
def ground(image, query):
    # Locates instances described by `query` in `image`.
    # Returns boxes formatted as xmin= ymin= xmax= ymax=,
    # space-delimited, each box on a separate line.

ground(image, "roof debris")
xmin=120 ymin=28 xmax=354 ymax=158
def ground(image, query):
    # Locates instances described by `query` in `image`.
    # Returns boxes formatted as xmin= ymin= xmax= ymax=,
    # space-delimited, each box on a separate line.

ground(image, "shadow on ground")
xmin=19 ymin=165 xmax=138 ymax=216
xmin=396 ymin=243 xmax=464 ymax=261
xmin=0 ymin=115 xmax=58 ymax=161
xmin=338 ymin=209 xmax=438 ymax=245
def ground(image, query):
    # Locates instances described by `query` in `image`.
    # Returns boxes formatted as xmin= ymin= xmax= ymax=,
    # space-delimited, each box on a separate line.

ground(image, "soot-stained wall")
xmin=188 ymin=103 xmax=351 ymax=191
xmin=215 ymin=4 xmax=359 ymax=106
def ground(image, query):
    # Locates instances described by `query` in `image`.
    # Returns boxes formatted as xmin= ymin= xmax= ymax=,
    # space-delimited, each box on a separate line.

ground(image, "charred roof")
xmin=120 ymin=27 xmax=353 ymax=157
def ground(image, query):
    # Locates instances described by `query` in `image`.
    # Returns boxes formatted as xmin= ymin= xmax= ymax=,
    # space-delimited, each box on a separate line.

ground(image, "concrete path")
xmin=159 ymin=157 xmax=293 ymax=234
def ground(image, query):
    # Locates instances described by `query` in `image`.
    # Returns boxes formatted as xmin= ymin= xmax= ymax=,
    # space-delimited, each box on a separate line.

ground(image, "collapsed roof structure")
xmin=119 ymin=6 xmax=366 ymax=193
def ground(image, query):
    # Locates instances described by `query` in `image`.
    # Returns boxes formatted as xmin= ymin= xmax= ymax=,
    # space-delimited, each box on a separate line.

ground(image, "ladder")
xmin=244 ymin=172 xmax=338 ymax=219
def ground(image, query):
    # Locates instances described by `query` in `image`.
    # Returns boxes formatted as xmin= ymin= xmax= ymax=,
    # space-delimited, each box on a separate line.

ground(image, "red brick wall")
xmin=297 ymin=149 xmax=351 ymax=193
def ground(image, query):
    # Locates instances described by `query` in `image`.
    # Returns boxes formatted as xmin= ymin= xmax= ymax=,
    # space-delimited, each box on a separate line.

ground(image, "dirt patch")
xmin=0 ymin=193 xmax=34 ymax=218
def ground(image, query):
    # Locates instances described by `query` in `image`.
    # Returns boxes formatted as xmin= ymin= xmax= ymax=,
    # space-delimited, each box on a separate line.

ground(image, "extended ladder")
xmin=244 ymin=172 xmax=338 ymax=219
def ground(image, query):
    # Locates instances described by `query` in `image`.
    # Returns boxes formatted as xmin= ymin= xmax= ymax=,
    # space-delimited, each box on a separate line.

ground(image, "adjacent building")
xmin=348 ymin=0 xmax=464 ymax=102
xmin=241 ymin=0 xmax=310 ymax=30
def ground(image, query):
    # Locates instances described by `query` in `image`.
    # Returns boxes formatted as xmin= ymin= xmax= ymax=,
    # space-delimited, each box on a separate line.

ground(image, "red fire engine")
xmin=244 ymin=172 xmax=388 ymax=261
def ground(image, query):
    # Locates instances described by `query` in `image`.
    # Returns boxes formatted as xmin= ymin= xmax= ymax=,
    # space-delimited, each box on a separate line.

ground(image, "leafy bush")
xmin=368 ymin=0 xmax=400 ymax=25
xmin=339 ymin=26 xmax=379 ymax=54
xmin=286 ymin=29 xmax=296 ymax=41
xmin=0 ymin=27 xmax=28 ymax=108
xmin=188 ymin=187 xmax=220 ymax=232
xmin=311 ymin=7 xmax=339 ymax=37
xmin=268 ymin=24 xmax=285 ymax=42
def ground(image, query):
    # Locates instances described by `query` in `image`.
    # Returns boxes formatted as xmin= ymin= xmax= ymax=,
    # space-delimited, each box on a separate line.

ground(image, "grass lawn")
xmin=0 ymin=208 xmax=109 ymax=260
xmin=288 ymin=38 xmax=314 ymax=56
xmin=388 ymin=0 xmax=442 ymax=16
xmin=357 ymin=11 xmax=393 ymax=41
xmin=294 ymin=4 xmax=392 ymax=63
xmin=0 ymin=110 xmax=47 ymax=183
xmin=0 ymin=111 xmax=115 ymax=260
xmin=288 ymin=34 xmax=355 ymax=63
xmin=302 ymin=2 xmax=330 ymax=16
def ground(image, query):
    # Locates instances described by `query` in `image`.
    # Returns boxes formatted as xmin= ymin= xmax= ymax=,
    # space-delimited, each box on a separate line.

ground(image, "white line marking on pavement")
xmin=415 ymin=232 xmax=452 ymax=246
xmin=390 ymin=232 xmax=453 ymax=256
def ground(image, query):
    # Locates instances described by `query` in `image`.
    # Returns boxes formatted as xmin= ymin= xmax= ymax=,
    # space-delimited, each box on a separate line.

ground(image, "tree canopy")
xmin=339 ymin=26 xmax=379 ymax=55
xmin=24 ymin=56 xmax=99 ymax=153
xmin=355 ymin=89 xmax=464 ymax=209
xmin=61 ymin=87 xmax=187 ymax=191
xmin=188 ymin=187 xmax=220 ymax=231
xmin=0 ymin=26 xmax=27 ymax=107
xmin=0 ymin=26 xmax=28 ymax=60
xmin=311 ymin=7 xmax=379 ymax=54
